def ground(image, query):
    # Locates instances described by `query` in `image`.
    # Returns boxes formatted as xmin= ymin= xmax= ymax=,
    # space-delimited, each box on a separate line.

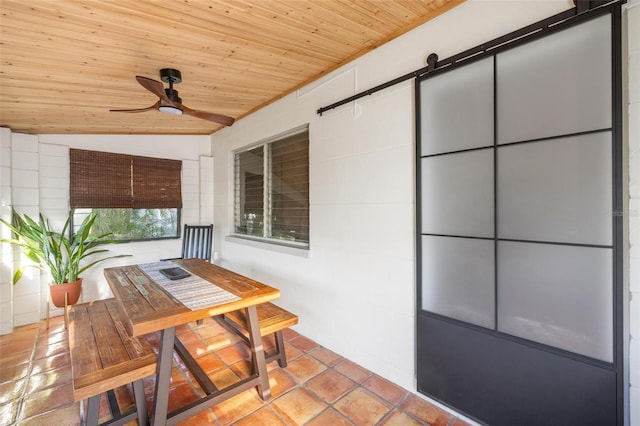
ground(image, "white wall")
xmin=627 ymin=1 xmax=640 ymax=424
xmin=1 ymin=133 xmax=213 ymax=325
xmin=210 ymin=0 xmax=577 ymax=396
xmin=0 ymin=128 xmax=15 ymax=334
xmin=2 ymin=133 xmax=43 ymax=329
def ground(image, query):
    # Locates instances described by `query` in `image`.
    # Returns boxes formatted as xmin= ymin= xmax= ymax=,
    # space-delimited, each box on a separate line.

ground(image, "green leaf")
xmin=12 ymin=269 xmax=23 ymax=285
xmin=1 ymin=208 xmax=131 ymax=285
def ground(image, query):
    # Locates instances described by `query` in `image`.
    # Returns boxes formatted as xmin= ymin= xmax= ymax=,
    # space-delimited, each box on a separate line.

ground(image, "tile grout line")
xmin=297 ymin=346 xmax=442 ymax=426
xmin=14 ymin=320 xmax=80 ymax=424
xmin=285 ymin=342 xmax=415 ymax=426
xmin=13 ymin=322 xmax=42 ymax=424
xmin=168 ymin=329 xmax=221 ymax=426
xmin=274 ymin=344 xmax=355 ymax=426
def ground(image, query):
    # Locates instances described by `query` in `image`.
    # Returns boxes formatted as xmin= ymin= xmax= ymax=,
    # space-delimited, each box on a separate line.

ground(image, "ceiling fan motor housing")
xmin=160 ymin=68 xmax=182 ymax=84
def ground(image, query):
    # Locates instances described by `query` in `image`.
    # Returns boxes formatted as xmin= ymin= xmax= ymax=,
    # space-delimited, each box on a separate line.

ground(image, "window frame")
xmin=232 ymin=125 xmax=310 ymax=250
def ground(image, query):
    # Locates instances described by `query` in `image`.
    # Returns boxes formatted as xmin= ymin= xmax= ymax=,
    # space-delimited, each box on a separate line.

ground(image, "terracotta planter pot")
xmin=49 ymin=278 xmax=83 ymax=308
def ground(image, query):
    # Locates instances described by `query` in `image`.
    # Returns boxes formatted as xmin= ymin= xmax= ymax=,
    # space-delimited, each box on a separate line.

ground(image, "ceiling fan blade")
xmin=178 ymin=103 xmax=235 ymax=126
xmin=135 ymin=76 xmax=172 ymax=104
xmin=110 ymin=102 xmax=158 ymax=113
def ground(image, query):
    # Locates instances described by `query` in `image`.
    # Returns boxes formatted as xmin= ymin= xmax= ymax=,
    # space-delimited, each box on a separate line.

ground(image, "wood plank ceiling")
xmin=0 ymin=0 xmax=464 ymax=135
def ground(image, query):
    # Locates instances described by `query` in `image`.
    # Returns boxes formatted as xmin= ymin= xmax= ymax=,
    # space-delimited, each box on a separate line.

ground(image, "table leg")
xmin=246 ymin=306 xmax=271 ymax=400
xmin=151 ymin=326 xmax=176 ymax=426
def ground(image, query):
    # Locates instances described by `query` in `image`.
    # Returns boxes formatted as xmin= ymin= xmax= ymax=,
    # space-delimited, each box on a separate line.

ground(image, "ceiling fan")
xmin=110 ymin=68 xmax=235 ymax=126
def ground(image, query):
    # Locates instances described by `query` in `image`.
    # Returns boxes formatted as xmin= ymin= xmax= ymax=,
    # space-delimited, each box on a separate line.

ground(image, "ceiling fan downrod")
xmin=160 ymin=68 xmax=182 ymax=103
xmin=158 ymin=68 xmax=182 ymax=113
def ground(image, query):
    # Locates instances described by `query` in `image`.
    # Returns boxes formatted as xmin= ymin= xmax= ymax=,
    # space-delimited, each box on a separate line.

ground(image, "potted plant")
xmin=1 ymin=209 xmax=130 ymax=307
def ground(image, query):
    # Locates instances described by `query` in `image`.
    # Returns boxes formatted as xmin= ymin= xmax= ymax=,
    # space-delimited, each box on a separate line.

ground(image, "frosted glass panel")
xmin=497 ymin=15 xmax=611 ymax=144
xmin=497 ymin=132 xmax=612 ymax=245
xmin=422 ymin=236 xmax=495 ymax=328
xmin=421 ymin=149 xmax=493 ymax=237
xmin=420 ymin=57 xmax=494 ymax=155
xmin=498 ymin=241 xmax=613 ymax=362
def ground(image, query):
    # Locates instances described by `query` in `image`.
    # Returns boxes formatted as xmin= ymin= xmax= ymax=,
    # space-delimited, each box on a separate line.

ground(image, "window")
xmin=234 ymin=126 xmax=309 ymax=248
xmin=71 ymin=208 xmax=179 ymax=240
xmin=69 ymin=149 xmax=182 ymax=241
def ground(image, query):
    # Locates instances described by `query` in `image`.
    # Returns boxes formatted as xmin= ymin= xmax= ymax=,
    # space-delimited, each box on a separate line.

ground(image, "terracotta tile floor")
xmin=0 ymin=315 xmax=470 ymax=426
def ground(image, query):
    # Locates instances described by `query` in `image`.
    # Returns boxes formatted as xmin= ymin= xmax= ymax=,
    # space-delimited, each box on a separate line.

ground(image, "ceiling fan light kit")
xmin=158 ymin=105 xmax=183 ymax=115
xmin=110 ymin=68 xmax=234 ymax=126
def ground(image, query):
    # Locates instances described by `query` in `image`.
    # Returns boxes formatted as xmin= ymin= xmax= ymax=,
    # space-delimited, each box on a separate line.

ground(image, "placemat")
xmin=138 ymin=261 xmax=240 ymax=310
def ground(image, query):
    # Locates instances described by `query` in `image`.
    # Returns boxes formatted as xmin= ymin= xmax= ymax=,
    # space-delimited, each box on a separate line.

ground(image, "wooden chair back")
xmin=182 ymin=224 xmax=213 ymax=261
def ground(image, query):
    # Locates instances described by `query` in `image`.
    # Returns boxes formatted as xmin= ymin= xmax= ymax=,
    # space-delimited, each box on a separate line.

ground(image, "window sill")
xmin=225 ymin=235 xmax=310 ymax=257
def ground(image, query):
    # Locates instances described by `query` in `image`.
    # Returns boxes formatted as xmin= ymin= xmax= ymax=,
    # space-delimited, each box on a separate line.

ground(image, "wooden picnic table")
xmin=104 ymin=258 xmax=280 ymax=425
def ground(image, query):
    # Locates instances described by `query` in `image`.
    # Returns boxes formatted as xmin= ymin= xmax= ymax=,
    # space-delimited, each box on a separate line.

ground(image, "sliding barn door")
xmin=416 ymin=6 xmax=622 ymax=425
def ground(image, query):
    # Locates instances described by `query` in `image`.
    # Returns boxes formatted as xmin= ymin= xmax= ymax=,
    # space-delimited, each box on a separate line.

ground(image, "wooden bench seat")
xmin=216 ymin=302 xmax=298 ymax=367
xmin=68 ymin=298 xmax=156 ymax=426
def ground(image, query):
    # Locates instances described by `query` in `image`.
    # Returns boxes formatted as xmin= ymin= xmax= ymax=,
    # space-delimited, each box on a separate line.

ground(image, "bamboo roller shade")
xmin=70 ymin=148 xmax=182 ymax=209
